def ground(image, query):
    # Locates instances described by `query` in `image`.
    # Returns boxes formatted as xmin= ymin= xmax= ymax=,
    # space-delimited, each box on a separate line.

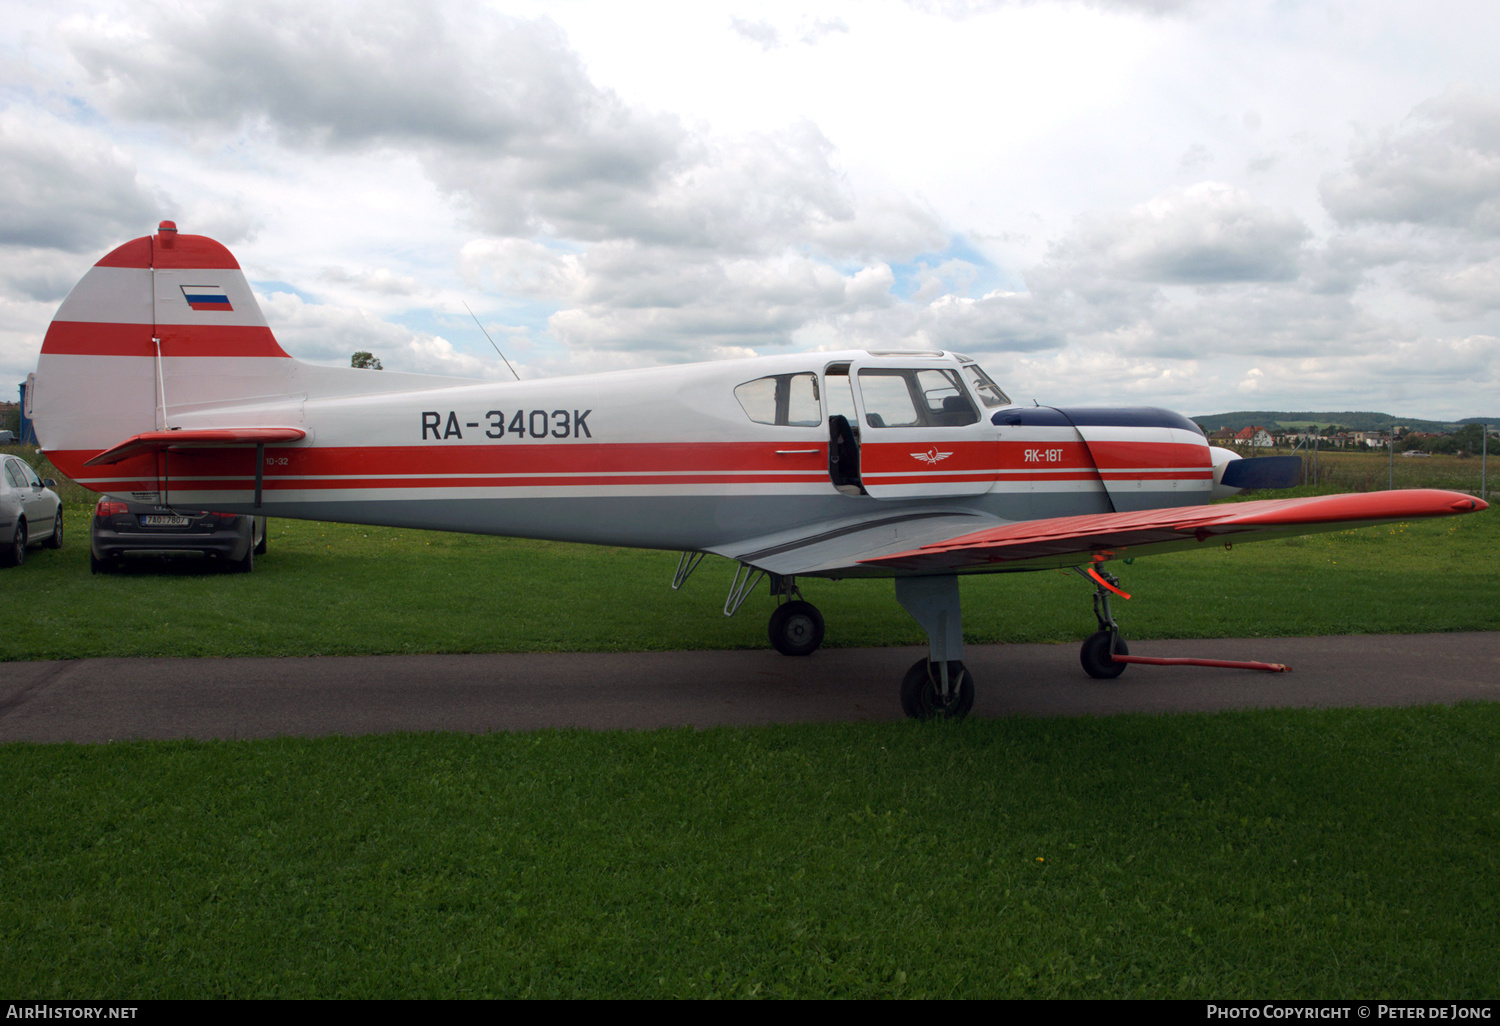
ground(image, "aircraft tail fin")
xmin=31 ymin=221 xmax=302 ymax=494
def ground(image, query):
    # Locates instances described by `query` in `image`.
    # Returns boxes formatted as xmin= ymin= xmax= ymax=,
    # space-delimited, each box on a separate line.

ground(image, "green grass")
xmin=2 ymin=706 xmax=1496 ymax=998
xmin=2 ymin=489 xmax=1495 ymax=661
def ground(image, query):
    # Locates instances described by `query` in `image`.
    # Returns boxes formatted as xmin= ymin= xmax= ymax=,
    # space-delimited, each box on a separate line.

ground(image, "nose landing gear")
xmin=1077 ymin=565 xmax=1131 ymax=680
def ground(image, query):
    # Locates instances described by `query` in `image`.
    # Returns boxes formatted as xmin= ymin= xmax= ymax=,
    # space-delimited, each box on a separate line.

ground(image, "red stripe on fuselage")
xmin=49 ymin=437 xmax=1212 ymax=495
xmin=1082 ymin=440 xmax=1209 ymax=471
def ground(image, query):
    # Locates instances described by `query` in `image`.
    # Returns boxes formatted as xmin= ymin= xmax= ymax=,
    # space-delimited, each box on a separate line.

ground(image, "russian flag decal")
xmin=180 ymin=285 xmax=233 ymax=312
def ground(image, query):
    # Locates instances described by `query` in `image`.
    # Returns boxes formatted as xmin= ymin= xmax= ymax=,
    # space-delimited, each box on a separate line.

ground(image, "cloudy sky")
xmin=4 ymin=0 xmax=1500 ymax=419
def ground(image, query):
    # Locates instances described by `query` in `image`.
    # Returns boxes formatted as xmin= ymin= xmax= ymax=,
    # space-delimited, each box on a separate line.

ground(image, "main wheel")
xmin=899 ymin=658 xmax=974 ymax=720
xmin=768 ymin=600 xmax=824 ymax=656
xmin=45 ymin=510 xmax=63 ymax=549
xmin=1080 ymin=630 xmax=1129 ymax=679
xmin=1 ymin=522 xmax=25 ymax=568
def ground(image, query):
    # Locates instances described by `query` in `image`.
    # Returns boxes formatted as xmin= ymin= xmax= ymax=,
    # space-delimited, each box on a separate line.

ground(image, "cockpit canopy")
xmin=733 ymin=355 xmax=1010 ymax=429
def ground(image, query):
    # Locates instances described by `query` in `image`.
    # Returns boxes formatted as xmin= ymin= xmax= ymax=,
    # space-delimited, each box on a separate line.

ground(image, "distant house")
xmin=1234 ymin=426 xmax=1274 ymax=448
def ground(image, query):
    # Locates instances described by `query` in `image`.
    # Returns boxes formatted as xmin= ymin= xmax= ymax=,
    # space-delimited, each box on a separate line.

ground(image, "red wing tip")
xmin=1454 ymin=497 xmax=1489 ymax=512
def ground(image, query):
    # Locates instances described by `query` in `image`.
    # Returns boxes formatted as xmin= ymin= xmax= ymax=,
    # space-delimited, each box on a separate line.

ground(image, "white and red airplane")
xmin=27 ymin=222 xmax=1489 ymax=717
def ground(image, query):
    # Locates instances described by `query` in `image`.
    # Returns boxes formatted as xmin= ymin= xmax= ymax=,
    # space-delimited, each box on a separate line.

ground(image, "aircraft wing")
xmin=706 ymin=508 xmax=1005 ymax=577
xmin=857 ymin=489 xmax=1487 ymax=574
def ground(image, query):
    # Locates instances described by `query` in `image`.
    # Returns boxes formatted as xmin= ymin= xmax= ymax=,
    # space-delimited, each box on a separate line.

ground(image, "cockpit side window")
xmin=960 ymin=362 xmax=1010 ymax=407
xmin=857 ymin=368 xmax=978 ymax=428
xmin=734 ymin=373 xmax=822 ymax=427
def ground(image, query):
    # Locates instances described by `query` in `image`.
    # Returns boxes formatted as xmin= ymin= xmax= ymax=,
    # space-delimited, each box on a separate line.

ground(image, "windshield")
xmin=961 ymin=363 xmax=1010 ymax=407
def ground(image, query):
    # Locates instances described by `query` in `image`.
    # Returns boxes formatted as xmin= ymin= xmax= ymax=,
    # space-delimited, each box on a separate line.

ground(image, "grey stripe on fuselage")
xmin=144 ymin=482 xmax=1180 ymax=578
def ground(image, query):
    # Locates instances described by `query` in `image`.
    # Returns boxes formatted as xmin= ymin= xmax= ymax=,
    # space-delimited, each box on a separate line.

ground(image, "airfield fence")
xmin=1243 ymin=444 xmax=1492 ymax=501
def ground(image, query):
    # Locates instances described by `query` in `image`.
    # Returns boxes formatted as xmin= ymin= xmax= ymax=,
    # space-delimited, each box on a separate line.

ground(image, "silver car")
xmin=0 ymin=455 xmax=63 ymax=567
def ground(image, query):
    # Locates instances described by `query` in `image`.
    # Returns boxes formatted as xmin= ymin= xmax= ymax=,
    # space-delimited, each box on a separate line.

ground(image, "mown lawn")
xmin=2 ymin=706 xmax=1497 ymax=998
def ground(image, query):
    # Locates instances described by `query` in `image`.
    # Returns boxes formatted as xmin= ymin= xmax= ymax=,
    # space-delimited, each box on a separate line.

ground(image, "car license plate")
xmin=141 ymin=515 xmax=190 ymax=527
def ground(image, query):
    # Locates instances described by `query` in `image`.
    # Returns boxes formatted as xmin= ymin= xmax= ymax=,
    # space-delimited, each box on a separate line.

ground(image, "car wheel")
xmin=232 ymin=542 xmax=254 ymax=574
xmin=45 ymin=509 xmax=63 ymax=549
xmin=2 ymin=521 xmax=25 ymax=568
xmin=254 ymin=517 xmax=267 ymax=556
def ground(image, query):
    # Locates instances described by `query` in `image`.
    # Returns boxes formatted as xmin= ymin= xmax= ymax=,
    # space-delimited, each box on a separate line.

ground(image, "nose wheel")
xmin=1077 ymin=565 xmax=1131 ymax=679
xmin=1080 ymin=630 xmax=1129 ymax=679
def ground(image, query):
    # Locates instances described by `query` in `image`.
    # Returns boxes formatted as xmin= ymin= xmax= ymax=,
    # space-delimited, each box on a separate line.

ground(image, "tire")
xmin=253 ymin=517 xmax=267 ymax=556
xmin=768 ymin=600 xmax=824 ymax=656
xmin=90 ymin=551 xmax=109 ymax=575
xmin=231 ymin=541 xmax=254 ymax=574
xmin=899 ymin=658 xmax=974 ymax=720
xmin=1080 ymin=630 xmax=1129 ymax=679
xmin=45 ymin=509 xmax=63 ymax=549
xmin=2 ymin=521 xmax=25 ymax=568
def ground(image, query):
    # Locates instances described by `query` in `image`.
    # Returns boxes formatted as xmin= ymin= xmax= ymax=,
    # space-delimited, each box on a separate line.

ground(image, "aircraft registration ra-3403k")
xmin=28 ymin=222 xmax=1489 ymax=717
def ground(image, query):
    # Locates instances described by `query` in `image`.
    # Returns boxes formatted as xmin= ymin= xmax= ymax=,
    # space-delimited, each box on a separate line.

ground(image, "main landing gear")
xmin=702 ymin=556 xmax=973 ymax=719
xmin=1077 ymin=565 xmax=1130 ymax=680
xmin=894 ymin=575 xmax=972 ymax=720
xmin=769 ymin=597 xmax=825 ymax=656
xmin=704 ymin=557 xmax=828 ymax=658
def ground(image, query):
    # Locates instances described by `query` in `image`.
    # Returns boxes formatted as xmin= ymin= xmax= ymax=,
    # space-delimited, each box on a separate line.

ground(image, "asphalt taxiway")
xmin=1 ymin=631 xmax=1496 ymax=742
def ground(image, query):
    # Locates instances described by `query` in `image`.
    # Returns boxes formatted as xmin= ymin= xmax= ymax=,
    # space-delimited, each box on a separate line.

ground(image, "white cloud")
xmin=1 ymin=0 xmax=1499 ymax=421
xmin=317 ymin=266 xmax=424 ymax=297
xmin=906 ymin=0 xmax=1197 ymax=17
xmin=1322 ymin=87 xmax=1500 ymax=233
xmin=0 ymin=107 xmax=166 ymax=253
xmin=256 ymin=290 xmax=500 ymax=378
xmin=729 ymin=17 xmax=782 ymax=50
xmin=1054 ymin=182 xmax=1310 ymax=285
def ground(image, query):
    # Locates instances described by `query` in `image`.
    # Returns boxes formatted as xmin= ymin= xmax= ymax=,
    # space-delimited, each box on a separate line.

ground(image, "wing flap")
xmin=82 ymin=427 xmax=308 ymax=466
xmin=860 ymin=489 xmax=1488 ymax=573
xmin=708 ymin=508 xmax=1001 ymax=577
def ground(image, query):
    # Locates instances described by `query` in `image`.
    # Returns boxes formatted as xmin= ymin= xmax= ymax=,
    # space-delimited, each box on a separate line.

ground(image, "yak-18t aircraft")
xmin=28 ymin=223 xmax=1489 ymax=717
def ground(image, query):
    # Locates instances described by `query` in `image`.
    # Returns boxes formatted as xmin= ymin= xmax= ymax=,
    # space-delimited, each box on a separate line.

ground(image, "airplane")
xmin=26 ymin=222 xmax=1489 ymax=718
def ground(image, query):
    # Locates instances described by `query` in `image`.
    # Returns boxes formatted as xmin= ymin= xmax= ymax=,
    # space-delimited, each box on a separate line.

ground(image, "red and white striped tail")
xmin=31 ymin=221 xmax=301 ymax=494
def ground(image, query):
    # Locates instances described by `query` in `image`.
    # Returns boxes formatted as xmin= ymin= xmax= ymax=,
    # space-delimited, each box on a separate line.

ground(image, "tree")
xmin=351 ymin=351 xmax=383 ymax=370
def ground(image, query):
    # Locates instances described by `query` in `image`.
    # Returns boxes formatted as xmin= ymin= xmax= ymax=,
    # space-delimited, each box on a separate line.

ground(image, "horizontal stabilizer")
xmin=860 ymin=489 xmax=1488 ymax=573
xmin=82 ymin=427 xmax=307 ymax=466
xmin=1220 ymin=455 xmax=1302 ymax=490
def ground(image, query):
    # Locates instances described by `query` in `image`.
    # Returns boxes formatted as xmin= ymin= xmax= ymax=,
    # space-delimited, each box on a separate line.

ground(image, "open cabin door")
xmin=837 ymin=358 xmax=995 ymax=500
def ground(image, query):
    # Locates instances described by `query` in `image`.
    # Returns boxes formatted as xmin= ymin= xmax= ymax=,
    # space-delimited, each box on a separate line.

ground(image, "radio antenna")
xmin=464 ymin=302 xmax=520 ymax=381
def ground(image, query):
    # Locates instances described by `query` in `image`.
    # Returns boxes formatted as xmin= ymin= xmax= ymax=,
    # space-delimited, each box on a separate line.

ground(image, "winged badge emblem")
xmin=911 ymin=448 xmax=953 ymax=464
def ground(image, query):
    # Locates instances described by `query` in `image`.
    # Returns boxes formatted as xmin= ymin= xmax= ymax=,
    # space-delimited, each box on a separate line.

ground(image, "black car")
xmin=90 ymin=498 xmax=267 ymax=573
